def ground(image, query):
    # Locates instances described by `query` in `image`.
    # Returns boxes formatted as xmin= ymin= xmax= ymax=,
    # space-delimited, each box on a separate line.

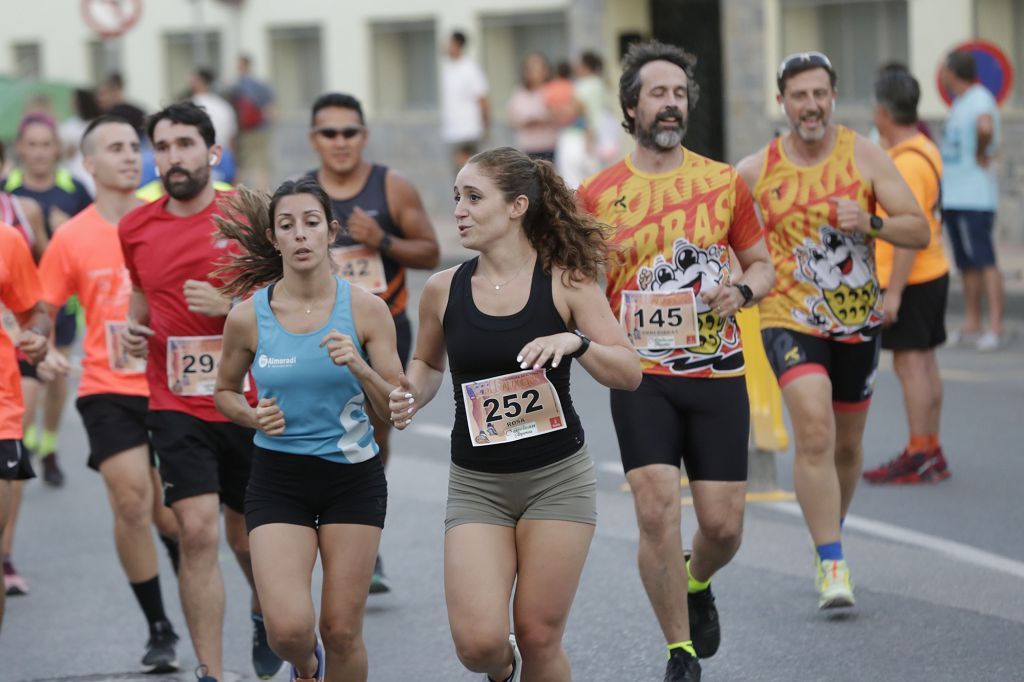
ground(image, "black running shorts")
xmin=244 ymin=447 xmax=387 ymax=532
xmin=76 ymin=394 xmax=152 ymax=471
xmin=881 ymin=274 xmax=949 ymax=351
xmin=0 ymin=440 xmax=35 ymax=481
xmin=762 ymin=327 xmax=880 ymax=410
xmin=147 ymin=410 xmax=254 ymax=513
xmin=610 ymin=375 xmax=749 ymax=481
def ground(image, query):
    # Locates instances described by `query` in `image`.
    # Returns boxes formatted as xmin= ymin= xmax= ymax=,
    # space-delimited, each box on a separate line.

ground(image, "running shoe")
xmin=141 ymin=619 xmax=179 ymax=673
xmin=195 ymin=665 xmax=218 ymax=682
xmin=3 ymin=558 xmax=28 ymax=596
xmin=664 ymin=648 xmax=701 ymax=681
xmin=816 ymin=559 xmax=855 ymax=609
xmin=976 ymin=330 xmax=1010 ymax=352
xmin=687 ymin=585 xmax=720 ymax=659
xmin=945 ymin=329 xmax=980 ymax=348
xmin=475 ymin=431 xmax=491 ymax=444
xmin=252 ymin=612 xmax=284 ymax=679
xmin=483 ymin=634 xmax=521 ymax=682
xmin=289 ymin=639 xmax=324 ymax=682
xmin=863 ymin=449 xmax=950 ymax=484
xmin=40 ymin=452 xmax=65 ymax=487
xmin=369 ymin=554 xmax=392 ymax=594
xmin=487 ymin=422 xmax=499 ymax=436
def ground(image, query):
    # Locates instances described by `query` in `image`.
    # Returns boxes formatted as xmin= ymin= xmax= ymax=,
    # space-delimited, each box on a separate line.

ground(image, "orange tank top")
xmin=753 ymin=126 xmax=881 ymax=341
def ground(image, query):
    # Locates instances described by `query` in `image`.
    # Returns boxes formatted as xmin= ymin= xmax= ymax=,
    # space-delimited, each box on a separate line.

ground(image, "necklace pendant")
xmin=305 ymin=307 xmax=312 ymax=314
xmin=494 ymin=284 xmax=501 ymax=290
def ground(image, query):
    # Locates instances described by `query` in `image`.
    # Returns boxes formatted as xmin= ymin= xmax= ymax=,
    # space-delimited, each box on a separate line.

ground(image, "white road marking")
xmin=768 ymin=501 xmax=1024 ymax=580
xmin=597 ymin=461 xmax=623 ymax=475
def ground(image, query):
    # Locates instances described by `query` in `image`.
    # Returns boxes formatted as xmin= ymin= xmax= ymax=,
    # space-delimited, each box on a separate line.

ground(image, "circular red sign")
xmin=936 ymin=40 xmax=1014 ymax=107
xmin=81 ymin=0 xmax=142 ymax=39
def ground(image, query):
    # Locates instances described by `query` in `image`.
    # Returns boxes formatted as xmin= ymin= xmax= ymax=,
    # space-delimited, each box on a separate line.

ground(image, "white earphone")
xmin=779 ymin=102 xmax=786 ymax=117
xmin=209 ymin=155 xmax=218 ymax=166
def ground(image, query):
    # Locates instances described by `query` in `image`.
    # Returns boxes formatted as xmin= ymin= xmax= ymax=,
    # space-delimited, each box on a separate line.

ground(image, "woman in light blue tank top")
xmin=213 ymin=177 xmax=404 ymax=682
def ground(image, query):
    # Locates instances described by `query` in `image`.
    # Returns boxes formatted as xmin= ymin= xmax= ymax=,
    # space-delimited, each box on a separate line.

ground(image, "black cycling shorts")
xmin=881 ymin=274 xmax=948 ymax=351
xmin=610 ymin=375 xmax=749 ymax=481
xmin=76 ymin=394 xmax=152 ymax=471
xmin=0 ymin=440 xmax=35 ymax=481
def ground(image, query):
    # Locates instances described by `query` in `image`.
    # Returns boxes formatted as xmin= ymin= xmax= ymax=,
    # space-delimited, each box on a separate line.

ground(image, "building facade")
xmin=1 ymin=0 xmax=1021 ymax=238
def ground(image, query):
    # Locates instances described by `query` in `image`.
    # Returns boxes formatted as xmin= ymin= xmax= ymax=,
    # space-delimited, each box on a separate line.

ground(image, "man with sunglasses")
xmin=307 ymin=92 xmax=439 ymax=593
xmin=738 ymin=51 xmax=929 ymax=610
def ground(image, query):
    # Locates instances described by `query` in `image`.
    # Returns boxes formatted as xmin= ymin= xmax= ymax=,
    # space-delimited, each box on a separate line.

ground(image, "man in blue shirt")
xmin=939 ymin=50 xmax=1005 ymax=351
xmin=4 ymin=113 xmax=93 ymax=488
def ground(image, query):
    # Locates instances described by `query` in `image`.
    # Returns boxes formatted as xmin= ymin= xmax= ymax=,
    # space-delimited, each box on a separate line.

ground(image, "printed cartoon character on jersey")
xmin=793 ymin=225 xmax=881 ymax=334
xmin=635 ymin=238 xmax=742 ymax=374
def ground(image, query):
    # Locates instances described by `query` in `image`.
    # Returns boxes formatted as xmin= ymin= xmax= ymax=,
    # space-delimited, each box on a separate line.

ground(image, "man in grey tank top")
xmin=308 ymin=92 xmax=440 ymax=593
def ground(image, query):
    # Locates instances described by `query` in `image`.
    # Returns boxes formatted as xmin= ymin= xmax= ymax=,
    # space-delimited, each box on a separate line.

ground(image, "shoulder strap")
xmin=893 ymin=147 xmax=942 ymax=212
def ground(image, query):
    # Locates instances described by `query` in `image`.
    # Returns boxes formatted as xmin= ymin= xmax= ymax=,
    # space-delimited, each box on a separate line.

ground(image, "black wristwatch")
xmin=568 ymin=330 xmax=591 ymax=359
xmin=378 ymin=233 xmax=393 ymax=253
xmin=869 ymin=215 xmax=884 ymax=237
xmin=734 ymin=283 xmax=754 ymax=307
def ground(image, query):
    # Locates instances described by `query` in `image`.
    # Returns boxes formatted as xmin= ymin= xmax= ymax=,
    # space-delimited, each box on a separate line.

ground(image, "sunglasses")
xmin=313 ymin=126 xmax=364 ymax=140
xmin=777 ymin=51 xmax=834 ymax=86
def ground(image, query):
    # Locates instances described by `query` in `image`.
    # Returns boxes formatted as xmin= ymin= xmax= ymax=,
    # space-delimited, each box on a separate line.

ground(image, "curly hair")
xmin=468 ymin=147 xmax=608 ymax=284
xmin=618 ymin=40 xmax=700 ymax=135
xmin=213 ymin=177 xmax=335 ymax=298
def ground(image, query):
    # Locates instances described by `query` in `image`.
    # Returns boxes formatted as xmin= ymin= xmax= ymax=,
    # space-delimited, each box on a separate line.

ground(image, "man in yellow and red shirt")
xmin=738 ymin=52 xmax=929 ymax=610
xmin=0 ymin=223 xmax=49 ymax=630
xmin=862 ymin=67 xmax=950 ymax=485
xmin=39 ymin=115 xmax=182 ymax=672
xmin=579 ymin=41 xmax=775 ymax=681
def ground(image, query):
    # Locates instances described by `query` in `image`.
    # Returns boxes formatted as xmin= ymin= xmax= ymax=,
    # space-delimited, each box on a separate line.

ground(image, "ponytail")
xmin=212 ymin=185 xmax=282 ymax=299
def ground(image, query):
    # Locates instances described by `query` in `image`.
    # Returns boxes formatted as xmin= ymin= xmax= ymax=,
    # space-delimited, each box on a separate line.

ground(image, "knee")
xmin=634 ymin=494 xmax=677 ymax=540
xmin=453 ymin=632 xmax=510 ymax=673
xmin=111 ymin=487 xmax=152 ymax=529
xmin=319 ymin=616 xmax=361 ymax=658
xmin=225 ymin=527 xmax=249 ymax=558
xmin=514 ymin=619 xmax=562 ymax=660
xmin=266 ymin=620 xmax=315 ymax=660
xmin=700 ymin=516 xmax=743 ymax=550
xmin=176 ymin=515 xmax=219 ymax=558
xmin=794 ymin=420 xmax=833 ymax=460
xmin=834 ymin=441 xmax=862 ymax=464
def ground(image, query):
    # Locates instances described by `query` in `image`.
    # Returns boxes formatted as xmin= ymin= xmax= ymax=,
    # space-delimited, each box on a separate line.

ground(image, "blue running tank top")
xmin=250 ymin=276 xmax=378 ymax=463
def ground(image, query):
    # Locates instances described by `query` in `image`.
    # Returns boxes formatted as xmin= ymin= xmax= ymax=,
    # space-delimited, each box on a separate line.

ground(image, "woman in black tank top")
xmin=388 ymin=147 xmax=640 ymax=681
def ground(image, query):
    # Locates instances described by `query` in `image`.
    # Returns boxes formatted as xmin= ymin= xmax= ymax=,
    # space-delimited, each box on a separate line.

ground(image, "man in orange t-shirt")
xmin=863 ymin=68 xmax=951 ymax=485
xmin=38 ymin=115 xmax=182 ymax=672
xmin=0 ymin=224 xmax=49 ymax=631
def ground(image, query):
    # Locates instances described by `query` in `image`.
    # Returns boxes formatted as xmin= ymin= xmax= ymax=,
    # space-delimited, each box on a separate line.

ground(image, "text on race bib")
xmin=461 ymin=368 xmax=566 ymax=447
xmin=105 ymin=321 xmax=146 ymax=374
xmin=167 ymin=335 xmax=249 ymax=397
xmin=620 ymin=289 xmax=700 ymax=350
xmin=330 ymin=245 xmax=387 ymax=294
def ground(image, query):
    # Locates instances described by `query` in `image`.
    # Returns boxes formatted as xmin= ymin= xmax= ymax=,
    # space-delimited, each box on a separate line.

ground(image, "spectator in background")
xmin=506 ymin=53 xmax=559 ymax=162
xmin=939 ymin=50 xmax=1006 ymax=351
xmin=97 ymin=73 xmax=147 ymax=132
xmin=557 ymin=51 xmax=618 ymax=188
xmin=60 ymin=88 xmax=102 ymax=196
xmin=188 ymin=69 xmax=238 ymax=184
xmin=441 ymin=30 xmax=490 ymax=174
xmin=231 ymin=55 xmax=274 ymax=191
xmin=545 ymin=61 xmax=577 ymax=127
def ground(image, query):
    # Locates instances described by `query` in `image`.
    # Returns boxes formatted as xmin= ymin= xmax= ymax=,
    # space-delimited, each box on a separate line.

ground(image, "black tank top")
xmin=307 ymin=164 xmax=408 ymax=317
xmin=444 ymin=257 xmax=584 ymax=473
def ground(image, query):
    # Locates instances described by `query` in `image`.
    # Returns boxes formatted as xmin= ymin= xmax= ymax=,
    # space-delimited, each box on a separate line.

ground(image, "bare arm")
xmin=736 ymin=150 xmax=766 ymax=199
xmin=850 ymin=137 xmax=929 ymax=249
xmin=977 ymin=113 xmax=995 ymax=167
xmin=516 ymin=271 xmax=641 ymax=390
xmin=122 ymin=286 xmax=154 ymax=358
xmin=214 ymin=300 xmax=261 ymax=429
xmin=339 ymin=287 xmax=402 ymax=421
xmin=382 ymin=172 xmax=441 ymax=269
xmin=388 ymin=269 xmax=453 ymax=426
xmin=479 ymin=95 xmax=491 ymax=137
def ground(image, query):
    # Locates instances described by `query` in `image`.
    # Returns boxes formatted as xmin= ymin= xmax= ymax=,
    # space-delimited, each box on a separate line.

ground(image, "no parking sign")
xmin=937 ymin=40 xmax=1014 ymax=107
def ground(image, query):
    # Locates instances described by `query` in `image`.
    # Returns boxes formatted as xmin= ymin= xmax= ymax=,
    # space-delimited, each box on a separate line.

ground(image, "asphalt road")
xmin=2 ymin=269 xmax=1022 ymax=681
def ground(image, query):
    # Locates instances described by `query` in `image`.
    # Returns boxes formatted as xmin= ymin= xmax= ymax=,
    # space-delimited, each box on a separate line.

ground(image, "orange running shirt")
xmin=753 ymin=126 xmax=881 ymax=341
xmin=0 ymin=224 xmax=43 ymax=439
xmin=38 ymin=204 xmax=149 ymax=398
xmin=578 ymin=151 xmax=763 ymax=378
xmin=875 ymin=133 xmax=948 ymax=287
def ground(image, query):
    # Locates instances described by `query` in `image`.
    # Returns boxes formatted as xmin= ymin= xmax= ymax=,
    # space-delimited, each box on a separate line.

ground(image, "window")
xmin=269 ymin=26 xmax=323 ymax=115
xmin=481 ymin=11 xmax=569 ymax=113
xmin=779 ymin=0 xmax=908 ymax=104
xmin=371 ymin=19 xmax=438 ymax=114
xmin=12 ymin=42 xmax=43 ymax=80
xmin=164 ymin=31 xmax=222 ymax=100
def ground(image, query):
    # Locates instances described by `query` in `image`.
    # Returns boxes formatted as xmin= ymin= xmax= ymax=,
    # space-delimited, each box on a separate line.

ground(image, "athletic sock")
xmin=667 ymin=641 xmax=698 ymax=659
xmin=159 ymin=534 xmax=180 ymax=575
xmin=130 ymin=575 xmax=169 ymax=627
xmin=924 ymin=434 xmax=941 ymax=451
xmin=38 ymin=430 xmax=58 ymax=457
xmin=23 ymin=424 xmax=40 ymax=452
xmin=908 ymin=434 xmax=933 ymax=454
xmin=685 ymin=558 xmax=711 ymax=593
xmin=816 ymin=542 xmax=843 ymax=562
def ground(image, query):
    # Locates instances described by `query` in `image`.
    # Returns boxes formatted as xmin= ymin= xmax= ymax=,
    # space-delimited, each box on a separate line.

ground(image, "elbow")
xmin=616 ymin=361 xmax=644 ymax=392
xmin=911 ymin=220 xmax=931 ymax=249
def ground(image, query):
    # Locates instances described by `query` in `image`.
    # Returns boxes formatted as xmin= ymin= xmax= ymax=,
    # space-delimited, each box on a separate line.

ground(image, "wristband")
xmin=568 ymin=330 xmax=591 ymax=359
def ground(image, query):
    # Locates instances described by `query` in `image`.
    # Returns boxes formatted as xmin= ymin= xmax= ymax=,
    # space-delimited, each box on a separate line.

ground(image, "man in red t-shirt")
xmin=119 ymin=102 xmax=279 ymax=682
xmin=39 ymin=115 xmax=182 ymax=672
xmin=0 ymin=224 xmax=49 ymax=631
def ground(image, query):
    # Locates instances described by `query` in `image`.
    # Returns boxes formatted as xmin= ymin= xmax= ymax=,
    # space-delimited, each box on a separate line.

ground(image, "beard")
xmin=161 ymin=163 xmax=210 ymax=201
xmin=791 ymin=109 xmax=830 ymax=143
xmin=635 ymin=107 xmax=687 ymax=151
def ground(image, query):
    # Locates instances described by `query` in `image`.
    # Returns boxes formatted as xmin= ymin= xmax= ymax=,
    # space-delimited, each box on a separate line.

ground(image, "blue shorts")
xmin=943 ymin=209 xmax=996 ymax=271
